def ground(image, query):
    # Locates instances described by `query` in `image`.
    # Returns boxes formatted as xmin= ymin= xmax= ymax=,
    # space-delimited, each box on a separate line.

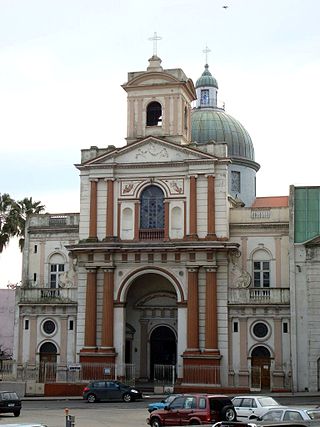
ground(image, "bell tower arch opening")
xmin=146 ymin=101 xmax=162 ymax=126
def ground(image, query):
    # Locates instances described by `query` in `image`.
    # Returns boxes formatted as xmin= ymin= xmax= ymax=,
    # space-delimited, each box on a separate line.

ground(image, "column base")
xmin=205 ymin=233 xmax=217 ymax=241
xmin=182 ymin=351 xmax=222 ymax=385
xmin=79 ymin=347 xmax=117 ymax=363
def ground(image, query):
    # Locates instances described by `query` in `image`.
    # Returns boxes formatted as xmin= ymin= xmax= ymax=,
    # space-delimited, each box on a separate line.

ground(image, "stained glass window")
xmin=140 ymin=186 xmax=164 ymax=229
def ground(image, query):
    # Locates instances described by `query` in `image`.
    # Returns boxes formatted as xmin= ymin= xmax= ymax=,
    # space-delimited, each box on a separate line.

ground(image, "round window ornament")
xmin=43 ymin=320 xmax=56 ymax=335
xmin=253 ymin=322 xmax=268 ymax=338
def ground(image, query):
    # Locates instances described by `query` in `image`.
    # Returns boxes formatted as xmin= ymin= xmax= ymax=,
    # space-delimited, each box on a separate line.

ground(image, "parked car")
xmin=256 ymin=407 xmax=320 ymax=423
xmin=231 ymin=396 xmax=281 ymax=420
xmin=147 ymin=394 xmax=237 ymax=427
xmin=82 ymin=380 xmax=142 ymax=402
xmin=148 ymin=394 xmax=181 ymax=413
xmin=212 ymin=421 xmax=320 ymax=427
xmin=0 ymin=424 xmax=47 ymax=427
xmin=0 ymin=391 xmax=22 ymax=417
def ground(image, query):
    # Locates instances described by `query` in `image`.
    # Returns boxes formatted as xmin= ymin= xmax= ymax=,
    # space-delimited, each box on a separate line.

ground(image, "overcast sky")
xmin=1 ymin=0 xmax=319 ymax=287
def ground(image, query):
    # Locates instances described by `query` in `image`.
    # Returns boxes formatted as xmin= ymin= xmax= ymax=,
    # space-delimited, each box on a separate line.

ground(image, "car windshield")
xmin=307 ymin=410 xmax=320 ymax=420
xmin=257 ymin=397 xmax=279 ymax=407
xmin=1 ymin=392 xmax=19 ymax=400
xmin=164 ymin=395 xmax=178 ymax=404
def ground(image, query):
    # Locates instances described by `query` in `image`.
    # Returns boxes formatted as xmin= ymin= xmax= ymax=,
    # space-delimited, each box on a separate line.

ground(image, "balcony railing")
xmin=139 ymin=228 xmax=164 ymax=240
xmin=228 ymin=287 xmax=290 ymax=305
xmin=17 ymin=287 xmax=77 ymax=304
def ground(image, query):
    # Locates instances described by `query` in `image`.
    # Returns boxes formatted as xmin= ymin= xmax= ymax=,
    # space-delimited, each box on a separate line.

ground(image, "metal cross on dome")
xmin=148 ymin=32 xmax=162 ymax=56
xmin=203 ymin=45 xmax=211 ymax=64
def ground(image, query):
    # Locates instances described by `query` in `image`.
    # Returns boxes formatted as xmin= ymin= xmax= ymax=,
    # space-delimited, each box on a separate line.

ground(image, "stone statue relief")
xmin=229 ymin=249 xmax=252 ymax=288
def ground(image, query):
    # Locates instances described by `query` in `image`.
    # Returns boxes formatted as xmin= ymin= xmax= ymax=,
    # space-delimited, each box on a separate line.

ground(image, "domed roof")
xmin=195 ymin=64 xmax=218 ymax=89
xmin=191 ymin=109 xmax=255 ymax=161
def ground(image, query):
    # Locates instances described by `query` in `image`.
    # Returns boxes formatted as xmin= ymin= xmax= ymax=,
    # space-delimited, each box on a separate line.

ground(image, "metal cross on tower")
xmin=203 ymin=45 xmax=211 ymax=64
xmin=148 ymin=32 xmax=162 ymax=56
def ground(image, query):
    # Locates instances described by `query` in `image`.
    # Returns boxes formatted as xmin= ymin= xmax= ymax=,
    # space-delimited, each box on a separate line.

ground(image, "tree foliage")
xmin=0 ymin=193 xmax=45 ymax=252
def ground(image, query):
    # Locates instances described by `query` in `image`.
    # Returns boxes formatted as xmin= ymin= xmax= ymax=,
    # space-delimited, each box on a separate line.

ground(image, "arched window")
xmin=48 ymin=253 xmax=65 ymax=289
xmin=140 ymin=186 xmax=164 ymax=229
xmin=252 ymin=249 xmax=272 ymax=288
xmin=146 ymin=102 xmax=162 ymax=126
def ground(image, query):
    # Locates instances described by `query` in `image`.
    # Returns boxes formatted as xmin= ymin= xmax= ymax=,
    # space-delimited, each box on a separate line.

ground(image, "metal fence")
xmin=0 ymin=359 xmax=16 ymax=381
xmin=1 ymin=360 xmax=292 ymax=391
xmin=13 ymin=361 xmax=135 ymax=385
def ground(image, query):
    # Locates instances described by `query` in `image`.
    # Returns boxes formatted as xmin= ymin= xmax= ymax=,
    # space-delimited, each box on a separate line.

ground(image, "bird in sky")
xmin=222 ymin=5 xmax=229 ymax=9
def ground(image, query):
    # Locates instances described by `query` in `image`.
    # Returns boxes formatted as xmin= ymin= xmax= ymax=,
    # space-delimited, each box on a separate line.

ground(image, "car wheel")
xmin=14 ymin=410 xmax=21 ymax=417
xmin=87 ymin=393 xmax=97 ymax=403
xmin=189 ymin=421 xmax=200 ymax=425
xmin=122 ymin=393 xmax=132 ymax=402
xmin=221 ymin=405 xmax=237 ymax=421
xmin=150 ymin=417 xmax=162 ymax=427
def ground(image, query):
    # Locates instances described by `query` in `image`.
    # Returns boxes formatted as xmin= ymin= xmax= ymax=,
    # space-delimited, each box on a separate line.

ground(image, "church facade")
xmin=14 ymin=53 xmax=298 ymax=392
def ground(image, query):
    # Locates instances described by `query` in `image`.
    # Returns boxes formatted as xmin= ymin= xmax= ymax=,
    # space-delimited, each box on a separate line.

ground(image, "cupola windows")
xmin=146 ymin=102 xmax=162 ymax=126
xmin=200 ymin=89 xmax=210 ymax=106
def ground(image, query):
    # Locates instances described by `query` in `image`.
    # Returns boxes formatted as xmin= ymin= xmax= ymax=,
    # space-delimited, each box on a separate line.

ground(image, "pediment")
xmin=83 ymin=137 xmax=215 ymax=167
xmin=125 ymin=72 xmax=180 ymax=87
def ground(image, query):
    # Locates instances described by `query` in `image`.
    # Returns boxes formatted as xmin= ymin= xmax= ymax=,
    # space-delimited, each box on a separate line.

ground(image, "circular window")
xmin=43 ymin=320 xmax=56 ymax=335
xmin=252 ymin=322 xmax=269 ymax=339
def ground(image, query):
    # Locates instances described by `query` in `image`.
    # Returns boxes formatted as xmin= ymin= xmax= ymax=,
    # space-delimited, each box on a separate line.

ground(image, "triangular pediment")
xmin=81 ymin=137 xmax=216 ymax=167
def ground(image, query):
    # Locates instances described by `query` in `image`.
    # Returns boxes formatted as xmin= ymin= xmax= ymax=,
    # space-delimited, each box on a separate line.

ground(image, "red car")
xmin=147 ymin=393 xmax=237 ymax=427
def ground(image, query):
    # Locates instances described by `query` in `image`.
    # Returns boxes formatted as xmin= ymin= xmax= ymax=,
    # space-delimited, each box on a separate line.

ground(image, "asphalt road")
xmin=1 ymin=395 xmax=320 ymax=427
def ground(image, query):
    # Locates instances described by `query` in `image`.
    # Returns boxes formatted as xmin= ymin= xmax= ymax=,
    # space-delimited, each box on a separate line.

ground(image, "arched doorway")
xmin=150 ymin=326 xmax=176 ymax=380
xmin=124 ymin=272 xmax=178 ymax=380
xmin=39 ymin=342 xmax=57 ymax=383
xmin=251 ymin=346 xmax=271 ymax=390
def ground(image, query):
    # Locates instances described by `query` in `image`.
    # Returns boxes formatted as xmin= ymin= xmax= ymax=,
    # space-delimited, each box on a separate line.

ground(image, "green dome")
xmin=191 ymin=109 xmax=255 ymax=161
xmin=195 ymin=64 xmax=218 ymax=89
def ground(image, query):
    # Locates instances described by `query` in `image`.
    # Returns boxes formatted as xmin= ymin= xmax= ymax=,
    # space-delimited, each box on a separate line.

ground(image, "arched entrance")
xmin=124 ymin=272 xmax=178 ymax=379
xmin=251 ymin=346 xmax=271 ymax=390
xmin=150 ymin=326 xmax=176 ymax=379
xmin=39 ymin=342 xmax=57 ymax=383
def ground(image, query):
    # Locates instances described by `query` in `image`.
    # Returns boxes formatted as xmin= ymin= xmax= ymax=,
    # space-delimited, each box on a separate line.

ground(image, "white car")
xmin=232 ymin=395 xmax=281 ymax=420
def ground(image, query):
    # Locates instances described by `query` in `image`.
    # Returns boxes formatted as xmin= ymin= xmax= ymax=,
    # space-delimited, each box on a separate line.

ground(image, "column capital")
xmin=85 ymin=267 xmax=98 ymax=273
xmin=104 ymin=177 xmax=116 ymax=182
xmin=102 ymin=267 xmax=116 ymax=273
xmin=187 ymin=174 xmax=198 ymax=179
xmin=205 ymin=266 xmax=217 ymax=272
xmin=186 ymin=265 xmax=199 ymax=272
xmin=89 ymin=178 xmax=99 ymax=182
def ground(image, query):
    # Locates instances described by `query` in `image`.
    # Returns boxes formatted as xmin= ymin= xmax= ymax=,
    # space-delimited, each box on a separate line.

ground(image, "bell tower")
xmin=122 ymin=52 xmax=196 ymax=145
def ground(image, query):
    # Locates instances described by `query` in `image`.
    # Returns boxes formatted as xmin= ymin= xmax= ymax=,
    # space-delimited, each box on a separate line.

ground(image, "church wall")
xmin=196 ymin=176 xmax=208 ymax=238
xmin=229 ymin=164 xmax=256 ymax=207
xmin=215 ymin=164 xmax=229 ymax=238
xmin=79 ymin=175 xmax=90 ymax=240
xmin=217 ymin=256 xmax=229 ymax=384
xmin=76 ymin=269 xmax=87 ymax=354
xmin=96 ymin=180 xmax=107 ymax=240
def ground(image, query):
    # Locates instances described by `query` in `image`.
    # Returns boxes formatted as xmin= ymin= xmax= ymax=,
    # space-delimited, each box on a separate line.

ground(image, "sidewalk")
xmin=21 ymin=390 xmax=320 ymax=401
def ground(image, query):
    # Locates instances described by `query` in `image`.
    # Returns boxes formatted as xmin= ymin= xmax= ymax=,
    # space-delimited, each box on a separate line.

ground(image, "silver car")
xmin=258 ymin=407 xmax=320 ymax=423
xmin=232 ymin=395 xmax=281 ymax=420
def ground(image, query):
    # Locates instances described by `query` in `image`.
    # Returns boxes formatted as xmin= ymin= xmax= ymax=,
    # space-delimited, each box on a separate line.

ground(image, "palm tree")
xmin=0 ymin=194 xmax=45 ymax=252
xmin=17 ymin=197 xmax=45 ymax=250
